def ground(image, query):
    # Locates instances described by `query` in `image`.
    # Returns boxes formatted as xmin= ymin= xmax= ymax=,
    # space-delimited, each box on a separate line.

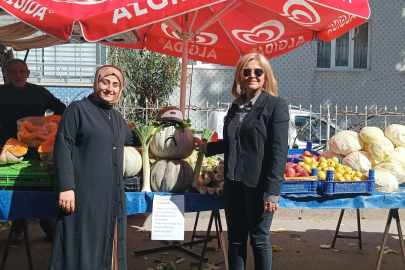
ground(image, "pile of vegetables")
xmin=185 ymin=151 xmax=224 ymax=196
xmin=327 ymin=124 xmax=405 ymax=193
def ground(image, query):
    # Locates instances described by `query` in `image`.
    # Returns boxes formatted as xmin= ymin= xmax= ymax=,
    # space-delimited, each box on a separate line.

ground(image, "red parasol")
xmin=115 ymin=0 xmax=371 ymax=112
xmin=0 ymin=0 xmax=370 ymax=113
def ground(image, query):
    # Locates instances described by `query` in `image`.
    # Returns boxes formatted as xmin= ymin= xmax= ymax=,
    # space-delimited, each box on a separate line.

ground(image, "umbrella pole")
xmin=180 ymin=38 xmax=189 ymax=115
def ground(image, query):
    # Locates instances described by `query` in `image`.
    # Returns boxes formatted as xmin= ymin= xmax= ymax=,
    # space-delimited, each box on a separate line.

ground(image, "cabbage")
xmin=368 ymin=137 xmax=394 ymax=162
xmin=373 ymin=163 xmax=405 ymax=185
xmin=360 ymin=126 xmax=385 ymax=143
xmin=373 ymin=168 xmax=398 ymax=193
xmin=385 ymin=124 xmax=405 ymax=147
xmin=328 ymin=130 xmax=364 ymax=156
xmin=321 ymin=150 xmax=343 ymax=159
xmin=382 ymin=152 xmax=405 ymax=170
xmin=342 ymin=151 xmax=372 ymax=174
xmin=394 ymin=146 xmax=405 ymax=157
xmin=362 ymin=142 xmax=370 ymax=152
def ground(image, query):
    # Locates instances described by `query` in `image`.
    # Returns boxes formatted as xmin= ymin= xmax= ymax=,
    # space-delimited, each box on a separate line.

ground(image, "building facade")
xmin=1 ymin=0 xmax=403 ymax=132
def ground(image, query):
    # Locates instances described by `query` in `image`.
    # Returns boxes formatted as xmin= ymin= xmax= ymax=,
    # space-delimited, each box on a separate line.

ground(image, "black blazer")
xmin=207 ymin=92 xmax=289 ymax=196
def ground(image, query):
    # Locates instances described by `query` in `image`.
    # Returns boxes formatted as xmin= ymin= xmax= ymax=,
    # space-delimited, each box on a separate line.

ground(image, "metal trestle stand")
xmin=1 ymin=218 xmax=33 ymax=270
xmin=331 ymin=209 xmax=363 ymax=250
xmin=376 ymin=208 xmax=405 ymax=270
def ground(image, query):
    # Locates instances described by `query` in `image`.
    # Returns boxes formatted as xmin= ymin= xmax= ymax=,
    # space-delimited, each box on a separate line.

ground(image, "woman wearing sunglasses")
xmin=194 ymin=52 xmax=289 ymax=270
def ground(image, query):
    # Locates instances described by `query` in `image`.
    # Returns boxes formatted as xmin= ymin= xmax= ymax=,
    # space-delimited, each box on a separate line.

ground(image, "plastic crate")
xmin=281 ymin=168 xmax=318 ymax=195
xmin=287 ymin=141 xmax=320 ymax=163
xmin=0 ymin=160 xmax=57 ymax=187
xmin=123 ymin=175 xmax=141 ymax=192
xmin=318 ymin=169 xmax=375 ymax=196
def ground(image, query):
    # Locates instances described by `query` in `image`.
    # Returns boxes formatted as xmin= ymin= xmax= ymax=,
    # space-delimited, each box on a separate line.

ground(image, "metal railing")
xmin=117 ymin=100 xmax=405 ymax=150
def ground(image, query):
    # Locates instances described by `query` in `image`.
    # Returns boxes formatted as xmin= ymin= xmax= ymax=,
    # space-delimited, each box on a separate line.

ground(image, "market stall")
xmin=0 ymin=189 xmax=404 ymax=270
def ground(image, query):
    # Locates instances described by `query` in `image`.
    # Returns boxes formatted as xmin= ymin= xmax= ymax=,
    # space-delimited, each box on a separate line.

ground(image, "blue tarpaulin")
xmin=0 ymin=188 xmax=404 ymax=221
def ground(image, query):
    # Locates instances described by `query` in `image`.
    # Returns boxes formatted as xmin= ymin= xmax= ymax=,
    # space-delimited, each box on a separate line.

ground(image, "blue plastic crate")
xmin=281 ymin=168 xmax=318 ymax=195
xmin=318 ymin=169 xmax=375 ymax=196
xmin=287 ymin=141 xmax=320 ymax=163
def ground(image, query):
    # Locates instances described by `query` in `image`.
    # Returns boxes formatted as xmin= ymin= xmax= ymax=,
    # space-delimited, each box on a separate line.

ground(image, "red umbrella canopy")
xmin=116 ymin=0 xmax=370 ymax=66
xmin=0 ymin=0 xmax=226 ymax=41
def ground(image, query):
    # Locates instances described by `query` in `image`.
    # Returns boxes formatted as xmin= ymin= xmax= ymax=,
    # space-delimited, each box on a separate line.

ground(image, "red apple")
xmin=295 ymin=172 xmax=301 ymax=177
xmin=285 ymin=167 xmax=295 ymax=174
xmin=301 ymin=171 xmax=309 ymax=177
xmin=304 ymin=150 xmax=312 ymax=157
xmin=285 ymin=162 xmax=295 ymax=169
xmin=293 ymin=164 xmax=302 ymax=172
xmin=286 ymin=172 xmax=295 ymax=177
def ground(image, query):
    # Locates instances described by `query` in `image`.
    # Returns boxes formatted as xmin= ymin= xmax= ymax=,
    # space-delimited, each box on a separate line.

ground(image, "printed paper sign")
xmin=151 ymin=195 xmax=185 ymax=241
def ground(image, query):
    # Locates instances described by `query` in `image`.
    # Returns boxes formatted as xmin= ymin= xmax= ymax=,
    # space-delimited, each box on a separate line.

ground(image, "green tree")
xmin=108 ymin=48 xmax=181 ymax=125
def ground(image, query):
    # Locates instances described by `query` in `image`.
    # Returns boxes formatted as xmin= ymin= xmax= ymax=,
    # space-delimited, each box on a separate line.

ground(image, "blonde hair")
xmin=231 ymin=52 xmax=278 ymax=98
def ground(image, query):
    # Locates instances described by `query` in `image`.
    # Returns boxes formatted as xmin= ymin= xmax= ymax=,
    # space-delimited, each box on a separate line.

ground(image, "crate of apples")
xmin=316 ymin=157 xmax=368 ymax=181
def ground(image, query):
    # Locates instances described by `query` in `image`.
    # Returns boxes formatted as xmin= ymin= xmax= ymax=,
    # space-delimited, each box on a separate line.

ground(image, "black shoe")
xmin=46 ymin=231 xmax=54 ymax=243
xmin=12 ymin=232 xmax=24 ymax=244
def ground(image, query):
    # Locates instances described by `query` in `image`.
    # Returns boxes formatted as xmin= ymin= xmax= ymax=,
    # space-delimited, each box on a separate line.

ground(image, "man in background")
xmin=0 ymin=59 xmax=66 ymax=243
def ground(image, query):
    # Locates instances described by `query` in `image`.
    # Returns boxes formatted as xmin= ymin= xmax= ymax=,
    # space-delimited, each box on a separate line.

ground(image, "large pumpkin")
xmin=123 ymin=146 xmax=142 ymax=178
xmin=150 ymin=159 xmax=193 ymax=193
xmin=149 ymin=126 xmax=194 ymax=159
xmin=0 ymin=138 xmax=28 ymax=164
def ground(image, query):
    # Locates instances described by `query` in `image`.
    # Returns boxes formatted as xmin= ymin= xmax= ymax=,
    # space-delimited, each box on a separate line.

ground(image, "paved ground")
xmin=1 ymin=209 xmax=405 ymax=270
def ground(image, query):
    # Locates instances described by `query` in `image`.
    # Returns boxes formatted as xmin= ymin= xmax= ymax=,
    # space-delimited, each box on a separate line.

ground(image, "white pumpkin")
xmin=149 ymin=126 xmax=194 ymax=159
xmin=150 ymin=159 xmax=193 ymax=193
xmin=123 ymin=146 xmax=142 ymax=178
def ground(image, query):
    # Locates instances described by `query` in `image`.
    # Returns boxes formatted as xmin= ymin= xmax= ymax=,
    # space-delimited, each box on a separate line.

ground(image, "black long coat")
xmin=49 ymin=98 xmax=140 ymax=270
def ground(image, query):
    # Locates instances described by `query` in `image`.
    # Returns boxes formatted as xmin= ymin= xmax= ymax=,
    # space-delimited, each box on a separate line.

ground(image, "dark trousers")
xmin=14 ymin=218 xmax=55 ymax=234
xmin=223 ymin=179 xmax=274 ymax=270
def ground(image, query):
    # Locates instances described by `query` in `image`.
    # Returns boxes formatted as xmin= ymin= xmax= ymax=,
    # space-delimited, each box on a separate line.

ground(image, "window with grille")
xmin=317 ymin=21 xmax=370 ymax=70
xmin=0 ymin=14 xmax=106 ymax=84
xmin=12 ymin=43 xmax=106 ymax=84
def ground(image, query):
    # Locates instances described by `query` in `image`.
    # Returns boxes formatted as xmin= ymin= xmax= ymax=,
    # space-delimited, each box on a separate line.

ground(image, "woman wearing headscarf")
xmin=49 ymin=65 xmax=141 ymax=270
xmin=194 ymin=53 xmax=289 ymax=270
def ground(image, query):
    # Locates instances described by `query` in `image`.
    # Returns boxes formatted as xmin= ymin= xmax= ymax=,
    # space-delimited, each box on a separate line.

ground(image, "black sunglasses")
xmin=243 ymin=68 xmax=264 ymax=77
